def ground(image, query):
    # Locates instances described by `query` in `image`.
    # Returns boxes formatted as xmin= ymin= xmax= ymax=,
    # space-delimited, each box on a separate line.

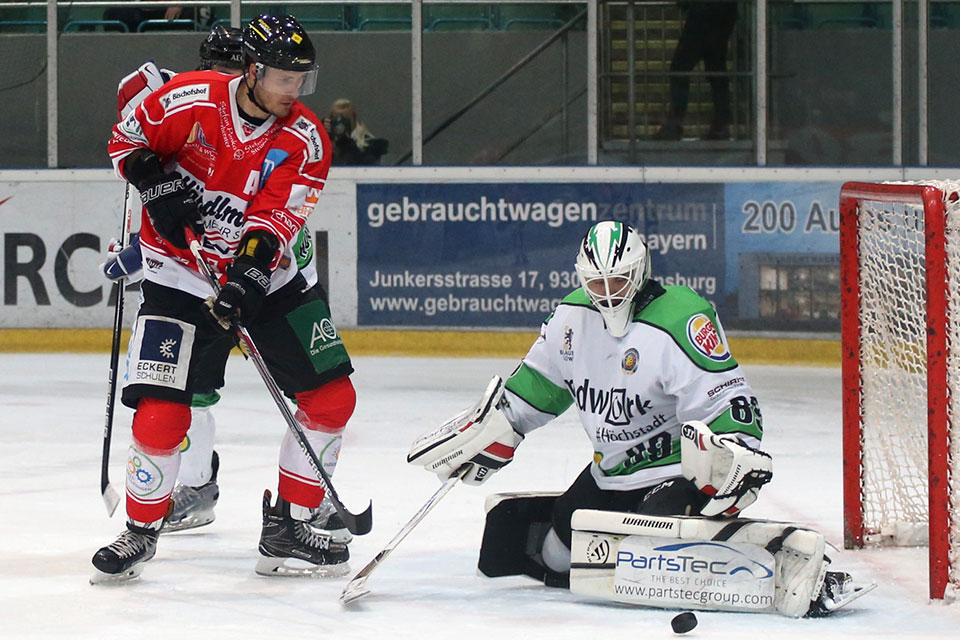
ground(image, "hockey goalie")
xmin=408 ymin=221 xmax=874 ymax=618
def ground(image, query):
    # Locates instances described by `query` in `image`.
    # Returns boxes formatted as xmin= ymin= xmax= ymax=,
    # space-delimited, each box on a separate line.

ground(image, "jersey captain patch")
xmin=686 ymin=314 xmax=730 ymax=362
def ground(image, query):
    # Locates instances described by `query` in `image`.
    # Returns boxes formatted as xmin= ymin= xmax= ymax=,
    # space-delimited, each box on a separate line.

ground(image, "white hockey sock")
xmin=278 ymin=419 xmax=342 ymax=508
xmin=177 ymin=405 xmax=217 ymax=487
xmin=126 ymin=440 xmax=180 ymax=522
xmin=542 ymin=526 xmax=571 ymax=573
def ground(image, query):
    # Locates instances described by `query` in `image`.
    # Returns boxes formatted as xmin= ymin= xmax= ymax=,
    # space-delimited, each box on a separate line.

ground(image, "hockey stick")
xmin=340 ymin=465 xmax=469 ymax=605
xmin=100 ymin=183 xmax=134 ymax=516
xmin=184 ymin=228 xmax=373 ymax=536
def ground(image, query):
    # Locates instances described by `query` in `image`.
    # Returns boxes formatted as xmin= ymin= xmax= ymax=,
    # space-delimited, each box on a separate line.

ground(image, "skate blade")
xmin=89 ymin=563 xmax=146 ymax=585
xmin=161 ymin=511 xmax=216 ymax=533
xmin=255 ymin=555 xmax=351 ymax=578
xmin=824 ymin=581 xmax=878 ymax=613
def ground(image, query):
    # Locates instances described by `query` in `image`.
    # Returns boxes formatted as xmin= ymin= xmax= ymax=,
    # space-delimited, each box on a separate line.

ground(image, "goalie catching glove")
xmin=408 ymin=376 xmax=524 ymax=486
xmin=680 ymin=420 xmax=773 ymax=517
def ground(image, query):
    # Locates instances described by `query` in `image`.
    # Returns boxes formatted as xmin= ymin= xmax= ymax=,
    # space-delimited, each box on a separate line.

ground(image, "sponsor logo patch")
xmin=686 ymin=314 xmax=730 ymax=362
xmin=285 ymin=298 xmax=351 ymax=375
xmin=294 ymin=116 xmax=324 ymax=162
xmin=118 ymin=111 xmax=146 ymax=143
xmin=621 ymin=348 xmax=639 ymax=375
xmin=567 ymin=378 xmax=656 ymax=428
xmin=612 ymin=535 xmax=775 ymax=611
xmin=585 ymin=536 xmax=611 ymax=564
xmin=161 ymin=84 xmax=210 ymax=110
xmin=296 ymin=187 xmax=322 ymax=217
xmin=560 ymin=326 xmax=575 ymax=361
xmin=260 ymin=149 xmax=291 ymax=188
xmin=186 ymin=121 xmax=216 ymax=151
xmin=129 ymin=316 xmax=194 ymax=391
xmin=126 ymin=448 xmax=164 ymax=497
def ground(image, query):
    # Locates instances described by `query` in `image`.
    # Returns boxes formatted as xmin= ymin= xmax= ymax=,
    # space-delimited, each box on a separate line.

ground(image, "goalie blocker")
xmin=568 ymin=509 xmax=875 ymax=618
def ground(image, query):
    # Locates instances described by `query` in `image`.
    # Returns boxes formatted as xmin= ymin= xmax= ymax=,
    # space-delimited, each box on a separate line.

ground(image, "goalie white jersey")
xmin=500 ymin=282 xmax=763 ymax=492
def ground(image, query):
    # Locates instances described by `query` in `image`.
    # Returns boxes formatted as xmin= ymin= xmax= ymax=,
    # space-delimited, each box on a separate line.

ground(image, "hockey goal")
xmin=840 ymin=181 xmax=960 ymax=600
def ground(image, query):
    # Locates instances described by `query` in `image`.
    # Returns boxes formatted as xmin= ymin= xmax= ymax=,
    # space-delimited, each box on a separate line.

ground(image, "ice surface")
xmin=1 ymin=354 xmax=958 ymax=638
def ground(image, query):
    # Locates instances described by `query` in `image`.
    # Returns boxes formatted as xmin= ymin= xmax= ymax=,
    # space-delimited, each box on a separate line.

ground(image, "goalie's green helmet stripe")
xmin=587 ymin=221 xmax=627 ymax=268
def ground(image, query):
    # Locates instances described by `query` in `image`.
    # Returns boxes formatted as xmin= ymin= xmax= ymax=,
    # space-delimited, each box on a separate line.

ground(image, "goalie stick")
xmin=340 ymin=464 xmax=469 ymax=605
xmin=184 ymin=228 xmax=372 ymax=536
xmin=99 ymin=184 xmax=134 ymax=516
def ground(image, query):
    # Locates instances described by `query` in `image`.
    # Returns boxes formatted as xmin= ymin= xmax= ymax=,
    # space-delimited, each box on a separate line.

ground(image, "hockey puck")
xmin=671 ymin=611 xmax=698 ymax=634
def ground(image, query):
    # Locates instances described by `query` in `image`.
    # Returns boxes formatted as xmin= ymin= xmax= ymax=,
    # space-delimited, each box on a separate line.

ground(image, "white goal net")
xmin=840 ymin=180 xmax=960 ymax=600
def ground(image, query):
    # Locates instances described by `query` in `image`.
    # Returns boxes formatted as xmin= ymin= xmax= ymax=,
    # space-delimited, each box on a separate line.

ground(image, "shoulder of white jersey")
xmin=639 ymin=285 xmax=736 ymax=370
xmin=282 ymin=109 xmax=328 ymax=164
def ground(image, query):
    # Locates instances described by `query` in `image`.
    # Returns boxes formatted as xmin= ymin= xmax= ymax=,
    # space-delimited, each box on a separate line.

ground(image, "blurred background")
xmin=1 ymin=0 xmax=954 ymax=169
xmin=1 ymin=1 xmax=956 ymax=342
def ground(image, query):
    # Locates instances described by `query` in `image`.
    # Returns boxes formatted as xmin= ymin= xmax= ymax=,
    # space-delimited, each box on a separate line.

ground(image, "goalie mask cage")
xmin=840 ymin=181 xmax=960 ymax=600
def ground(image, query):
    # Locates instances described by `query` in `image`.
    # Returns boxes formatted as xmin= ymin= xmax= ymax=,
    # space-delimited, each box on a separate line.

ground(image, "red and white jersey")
xmin=108 ymin=71 xmax=330 ymax=299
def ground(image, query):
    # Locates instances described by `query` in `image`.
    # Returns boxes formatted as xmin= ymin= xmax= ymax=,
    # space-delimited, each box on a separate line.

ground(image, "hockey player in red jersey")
xmin=106 ymin=24 xmax=243 ymax=538
xmin=104 ymin=24 xmax=342 ymax=541
xmin=92 ymin=14 xmax=356 ymax=583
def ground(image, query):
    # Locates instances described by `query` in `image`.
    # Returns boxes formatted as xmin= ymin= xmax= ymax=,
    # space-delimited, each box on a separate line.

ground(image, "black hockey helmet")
xmin=242 ymin=14 xmax=316 ymax=72
xmin=199 ymin=24 xmax=244 ymax=70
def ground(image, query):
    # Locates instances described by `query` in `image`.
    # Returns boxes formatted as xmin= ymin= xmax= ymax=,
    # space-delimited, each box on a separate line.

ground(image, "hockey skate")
xmin=806 ymin=571 xmax=877 ymax=617
xmin=90 ymin=523 xmax=160 ymax=584
xmin=162 ymin=451 xmax=220 ymax=533
xmin=255 ymin=490 xmax=350 ymax=578
xmin=309 ymin=492 xmax=353 ymax=545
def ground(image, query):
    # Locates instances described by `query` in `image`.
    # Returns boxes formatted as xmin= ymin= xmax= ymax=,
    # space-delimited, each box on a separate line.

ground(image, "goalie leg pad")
xmin=569 ymin=509 xmax=833 ymax=617
xmin=478 ymin=492 xmax=561 ymax=581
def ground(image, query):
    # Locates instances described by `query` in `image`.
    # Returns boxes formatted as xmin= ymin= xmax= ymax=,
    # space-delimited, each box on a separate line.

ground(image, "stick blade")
xmin=343 ymin=500 xmax=373 ymax=536
xmin=339 ymin=576 xmax=371 ymax=605
xmin=102 ymin=483 xmax=120 ymax=517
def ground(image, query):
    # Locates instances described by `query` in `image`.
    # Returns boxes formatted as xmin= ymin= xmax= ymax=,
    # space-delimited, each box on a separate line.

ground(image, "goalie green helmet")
xmin=575 ymin=221 xmax=651 ymax=337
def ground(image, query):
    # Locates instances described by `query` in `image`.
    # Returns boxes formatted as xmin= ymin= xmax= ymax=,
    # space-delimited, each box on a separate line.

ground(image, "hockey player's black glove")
xmin=123 ymin=150 xmax=202 ymax=250
xmin=138 ymin=172 xmax=202 ymax=250
xmin=208 ymin=231 xmax=278 ymax=328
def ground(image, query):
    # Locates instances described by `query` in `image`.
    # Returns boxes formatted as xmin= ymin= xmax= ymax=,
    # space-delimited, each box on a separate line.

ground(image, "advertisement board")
xmin=356 ymin=182 xmax=724 ymax=328
xmin=0 ymin=175 xmax=132 ymax=328
xmin=0 ymin=170 xmax=856 ymax=332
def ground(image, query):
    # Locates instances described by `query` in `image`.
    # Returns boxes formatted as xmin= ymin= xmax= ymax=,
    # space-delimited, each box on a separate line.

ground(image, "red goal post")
xmin=839 ymin=181 xmax=958 ymax=600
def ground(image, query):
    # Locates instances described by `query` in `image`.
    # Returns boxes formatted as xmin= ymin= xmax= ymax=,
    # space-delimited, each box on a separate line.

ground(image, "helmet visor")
xmin=255 ymin=64 xmax=318 ymax=97
xmin=577 ymin=266 xmax=642 ymax=312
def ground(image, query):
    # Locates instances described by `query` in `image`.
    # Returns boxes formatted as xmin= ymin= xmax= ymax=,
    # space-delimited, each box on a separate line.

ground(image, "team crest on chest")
xmin=560 ymin=326 xmax=575 ymax=361
xmin=686 ymin=313 xmax=731 ymax=361
xmin=621 ymin=348 xmax=639 ymax=374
